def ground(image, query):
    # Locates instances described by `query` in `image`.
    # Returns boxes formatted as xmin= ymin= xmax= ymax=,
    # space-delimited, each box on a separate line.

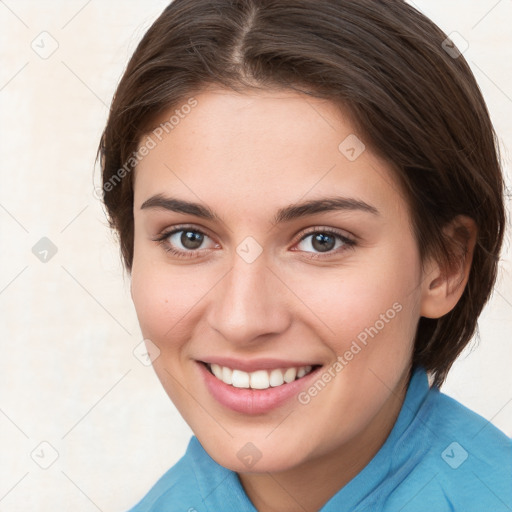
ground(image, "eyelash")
xmin=152 ymin=225 xmax=357 ymax=260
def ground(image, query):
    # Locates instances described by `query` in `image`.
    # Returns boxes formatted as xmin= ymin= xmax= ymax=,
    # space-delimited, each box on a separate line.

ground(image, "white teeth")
xmin=269 ymin=369 xmax=284 ymax=387
xmin=297 ymin=366 xmax=311 ymax=378
xmin=283 ymin=367 xmax=297 ymax=383
xmin=207 ymin=363 xmax=316 ymax=389
xmin=222 ymin=366 xmax=232 ymax=385
xmin=250 ymin=370 xmax=270 ymax=389
xmin=231 ymin=369 xmax=250 ymax=388
xmin=211 ymin=363 xmax=223 ymax=379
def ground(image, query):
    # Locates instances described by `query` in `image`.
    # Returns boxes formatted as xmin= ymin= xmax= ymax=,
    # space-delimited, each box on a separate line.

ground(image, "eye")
xmin=153 ymin=225 xmax=356 ymax=260
xmin=293 ymin=227 xmax=356 ymax=258
xmin=152 ymin=226 xmax=218 ymax=259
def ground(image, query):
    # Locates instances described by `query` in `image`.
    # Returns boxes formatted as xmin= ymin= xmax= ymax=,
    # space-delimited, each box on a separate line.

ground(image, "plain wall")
xmin=0 ymin=1 xmax=511 ymax=510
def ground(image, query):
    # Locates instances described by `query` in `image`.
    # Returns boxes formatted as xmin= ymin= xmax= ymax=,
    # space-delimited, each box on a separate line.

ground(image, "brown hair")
xmin=98 ymin=0 xmax=506 ymax=387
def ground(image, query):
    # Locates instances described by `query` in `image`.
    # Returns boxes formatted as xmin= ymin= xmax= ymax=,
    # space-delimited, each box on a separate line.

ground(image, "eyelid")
xmin=292 ymin=225 xmax=356 ymax=244
xmin=153 ymin=223 xmax=356 ymax=259
xmin=153 ymin=223 xmax=215 ymax=242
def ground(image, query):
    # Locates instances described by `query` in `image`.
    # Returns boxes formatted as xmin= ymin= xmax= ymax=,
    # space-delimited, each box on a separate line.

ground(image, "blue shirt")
xmin=128 ymin=366 xmax=512 ymax=511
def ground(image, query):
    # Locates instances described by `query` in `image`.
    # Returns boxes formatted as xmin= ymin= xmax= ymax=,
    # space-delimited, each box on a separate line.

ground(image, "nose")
xmin=206 ymin=251 xmax=292 ymax=345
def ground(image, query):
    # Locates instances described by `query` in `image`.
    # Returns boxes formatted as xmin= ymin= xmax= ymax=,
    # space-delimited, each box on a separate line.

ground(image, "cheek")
xmin=337 ymin=254 xmax=420 ymax=371
xmin=289 ymin=243 xmax=421 ymax=359
xmin=130 ymin=262 xmax=199 ymax=408
xmin=130 ymin=258 xmax=197 ymax=343
xmin=130 ymin=253 xmax=226 ymax=358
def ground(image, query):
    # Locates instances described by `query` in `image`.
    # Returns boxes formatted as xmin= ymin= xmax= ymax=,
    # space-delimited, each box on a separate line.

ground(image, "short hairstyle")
xmin=98 ymin=0 xmax=506 ymax=387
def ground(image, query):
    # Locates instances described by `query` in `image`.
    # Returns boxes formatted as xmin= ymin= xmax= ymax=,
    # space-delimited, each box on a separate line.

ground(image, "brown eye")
xmin=178 ymin=230 xmax=204 ymax=250
xmin=153 ymin=225 xmax=218 ymax=259
xmin=294 ymin=228 xmax=356 ymax=259
xmin=310 ymin=233 xmax=336 ymax=253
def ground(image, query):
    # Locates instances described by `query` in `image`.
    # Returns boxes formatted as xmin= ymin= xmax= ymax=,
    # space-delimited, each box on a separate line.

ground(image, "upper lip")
xmin=198 ymin=356 xmax=322 ymax=373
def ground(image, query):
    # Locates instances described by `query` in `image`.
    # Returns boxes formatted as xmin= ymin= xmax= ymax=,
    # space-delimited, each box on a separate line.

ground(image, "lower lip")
xmin=197 ymin=362 xmax=323 ymax=415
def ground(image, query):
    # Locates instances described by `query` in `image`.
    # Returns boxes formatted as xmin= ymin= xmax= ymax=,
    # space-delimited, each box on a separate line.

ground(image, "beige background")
xmin=0 ymin=1 xmax=511 ymax=510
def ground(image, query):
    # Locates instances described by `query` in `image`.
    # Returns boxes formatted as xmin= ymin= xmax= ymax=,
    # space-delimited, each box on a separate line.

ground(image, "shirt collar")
xmin=321 ymin=365 xmax=433 ymax=510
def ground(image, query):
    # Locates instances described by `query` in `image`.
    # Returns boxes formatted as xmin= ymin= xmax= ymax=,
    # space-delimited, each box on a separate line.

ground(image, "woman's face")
xmin=131 ymin=87 xmax=429 ymax=472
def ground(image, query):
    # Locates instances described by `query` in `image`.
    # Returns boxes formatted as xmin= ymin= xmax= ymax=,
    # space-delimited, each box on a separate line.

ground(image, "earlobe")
xmin=420 ymin=215 xmax=477 ymax=319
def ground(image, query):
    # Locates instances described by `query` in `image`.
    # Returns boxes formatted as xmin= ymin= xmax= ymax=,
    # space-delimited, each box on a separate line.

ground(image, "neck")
xmin=238 ymin=370 xmax=411 ymax=512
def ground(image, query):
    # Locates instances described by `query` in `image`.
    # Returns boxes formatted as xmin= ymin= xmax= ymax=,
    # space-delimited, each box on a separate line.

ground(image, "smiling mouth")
xmin=202 ymin=362 xmax=322 ymax=390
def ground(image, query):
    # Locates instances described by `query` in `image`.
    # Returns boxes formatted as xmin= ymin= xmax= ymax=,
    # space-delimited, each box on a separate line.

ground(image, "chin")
xmin=197 ymin=434 xmax=312 ymax=474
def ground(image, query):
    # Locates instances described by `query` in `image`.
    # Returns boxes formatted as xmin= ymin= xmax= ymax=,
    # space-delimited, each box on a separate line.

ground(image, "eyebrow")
xmin=140 ymin=194 xmax=379 ymax=224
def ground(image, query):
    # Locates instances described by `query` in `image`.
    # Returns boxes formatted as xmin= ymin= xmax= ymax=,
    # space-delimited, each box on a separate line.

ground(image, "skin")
xmin=130 ymin=87 xmax=476 ymax=512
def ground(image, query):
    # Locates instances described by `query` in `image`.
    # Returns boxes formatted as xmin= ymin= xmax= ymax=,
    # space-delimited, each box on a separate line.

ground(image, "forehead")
xmin=133 ymin=88 xmax=407 ymax=221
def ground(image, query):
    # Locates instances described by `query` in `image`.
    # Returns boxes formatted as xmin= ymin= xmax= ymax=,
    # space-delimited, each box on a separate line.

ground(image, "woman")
xmin=98 ymin=0 xmax=511 ymax=510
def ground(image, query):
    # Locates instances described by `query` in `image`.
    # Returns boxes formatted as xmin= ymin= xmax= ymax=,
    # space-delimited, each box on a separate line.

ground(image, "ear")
xmin=420 ymin=215 xmax=477 ymax=319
